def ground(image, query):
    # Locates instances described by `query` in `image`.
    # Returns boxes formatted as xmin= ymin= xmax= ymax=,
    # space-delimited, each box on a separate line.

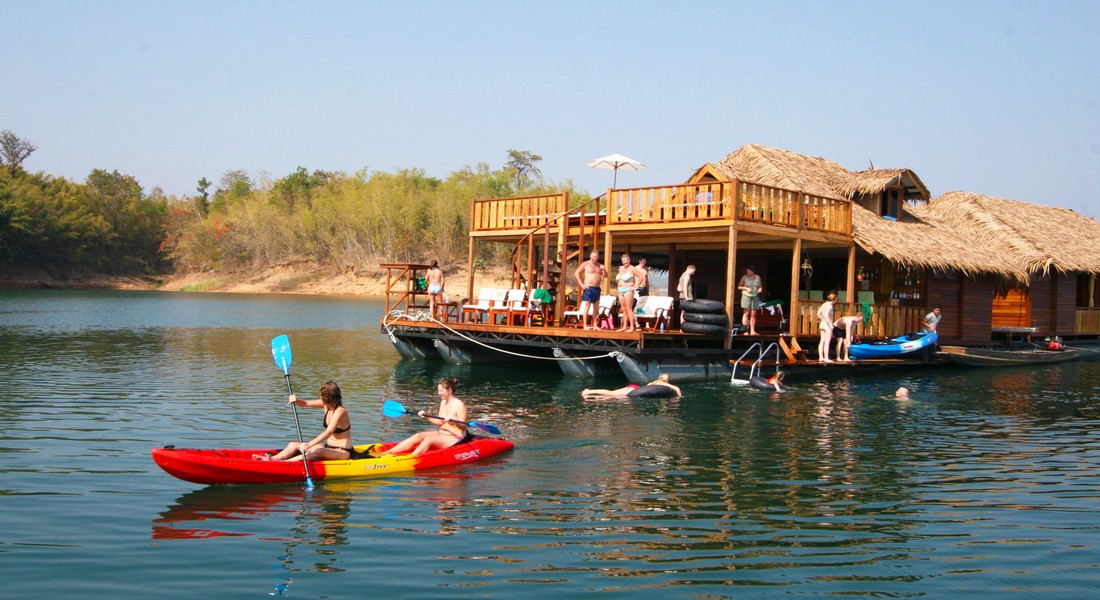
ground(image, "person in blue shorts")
xmin=574 ymin=250 xmax=608 ymax=330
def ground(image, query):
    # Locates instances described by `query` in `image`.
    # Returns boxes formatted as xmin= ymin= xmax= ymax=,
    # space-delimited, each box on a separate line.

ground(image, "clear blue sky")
xmin=3 ymin=0 xmax=1097 ymax=218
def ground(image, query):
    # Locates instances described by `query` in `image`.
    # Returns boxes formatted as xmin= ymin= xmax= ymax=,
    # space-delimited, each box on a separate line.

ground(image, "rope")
xmin=382 ymin=310 xmax=619 ymax=362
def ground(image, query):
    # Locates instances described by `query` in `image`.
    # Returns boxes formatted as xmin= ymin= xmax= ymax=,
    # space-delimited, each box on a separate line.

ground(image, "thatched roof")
xmin=712 ymin=144 xmax=931 ymax=201
xmin=713 ymin=144 xmax=847 ymax=199
xmin=836 ymin=169 xmax=930 ymax=200
xmin=911 ymin=191 xmax=1100 ymax=275
xmin=703 ymin=144 xmax=1100 ymax=280
xmin=852 ymin=204 xmax=1029 ymax=282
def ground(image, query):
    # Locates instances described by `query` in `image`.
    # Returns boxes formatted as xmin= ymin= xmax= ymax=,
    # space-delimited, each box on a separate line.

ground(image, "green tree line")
xmin=0 ymin=134 xmax=584 ymax=277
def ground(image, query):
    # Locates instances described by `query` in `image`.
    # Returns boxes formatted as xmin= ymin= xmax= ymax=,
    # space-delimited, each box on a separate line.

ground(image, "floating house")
xmin=381 ymin=144 xmax=1100 ymax=381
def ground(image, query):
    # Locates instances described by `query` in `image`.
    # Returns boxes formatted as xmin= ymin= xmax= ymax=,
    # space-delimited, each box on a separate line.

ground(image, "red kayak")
xmin=151 ymin=437 xmax=515 ymax=485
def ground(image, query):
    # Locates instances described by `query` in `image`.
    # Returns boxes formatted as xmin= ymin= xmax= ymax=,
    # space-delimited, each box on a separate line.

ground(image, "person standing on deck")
xmin=676 ymin=264 xmax=696 ymax=326
xmin=426 ymin=260 xmax=445 ymax=319
xmin=921 ymin=307 xmax=942 ymax=333
xmin=738 ymin=266 xmax=763 ymax=336
xmin=834 ymin=314 xmax=863 ymax=362
xmin=574 ymin=251 xmax=608 ymax=331
xmin=616 ymin=253 xmax=641 ymax=332
xmin=817 ymin=292 xmax=837 ymax=363
xmin=634 ymin=257 xmax=650 ymax=298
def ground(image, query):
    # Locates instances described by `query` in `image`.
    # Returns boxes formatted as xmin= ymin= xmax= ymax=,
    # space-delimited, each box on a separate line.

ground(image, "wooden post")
xmin=466 ymin=237 xmax=476 ymax=303
xmin=790 ymin=239 xmax=802 ymax=336
xmin=725 ymin=225 xmax=738 ymax=346
xmin=603 ymin=231 xmax=613 ymax=295
xmin=846 ymin=244 xmax=857 ymax=314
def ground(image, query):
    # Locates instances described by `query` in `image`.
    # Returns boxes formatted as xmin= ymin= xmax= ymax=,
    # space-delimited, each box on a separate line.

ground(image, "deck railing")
xmin=1077 ymin=307 xmax=1100 ymax=334
xmin=470 ymin=193 xmax=569 ymax=232
xmin=470 ymin=182 xmax=852 ymax=235
xmin=797 ymin=300 xmax=924 ymax=339
xmin=608 ymin=181 xmax=852 ymax=234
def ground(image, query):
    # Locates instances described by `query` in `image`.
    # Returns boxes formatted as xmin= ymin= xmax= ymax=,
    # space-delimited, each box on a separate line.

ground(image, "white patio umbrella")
xmin=585 ymin=152 xmax=646 ymax=188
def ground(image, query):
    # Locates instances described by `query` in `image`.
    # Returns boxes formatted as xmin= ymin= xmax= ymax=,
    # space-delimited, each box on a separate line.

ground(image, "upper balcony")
xmin=469 ymin=181 xmax=852 ymax=240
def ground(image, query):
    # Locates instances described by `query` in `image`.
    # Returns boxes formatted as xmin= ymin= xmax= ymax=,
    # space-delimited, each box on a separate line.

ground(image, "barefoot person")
xmin=426 ymin=260 xmax=446 ymax=319
xmin=834 ymin=314 xmax=863 ymax=362
xmin=615 ymin=253 xmax=640 ymax=332
xmin=817 ymin=292 xmax=837 ymax=363
xmin=582 ymin=374 xmax=682 ymax=400
xmin=738 ymin=266 xmax=763 ymax=335
xmin=634 ymin=257 xmax=650 ymax=297
xmin=256 ymin=381 xmax=357 ymax=461
xmin=383 ymin=378 xmax=471 ymax=456
xmin=574 ymin=250 xmax=608 ymax=330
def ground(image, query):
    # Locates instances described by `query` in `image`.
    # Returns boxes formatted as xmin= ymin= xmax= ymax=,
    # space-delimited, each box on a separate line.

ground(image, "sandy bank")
xmin=0 ymin=261 xmax=514 ymax=298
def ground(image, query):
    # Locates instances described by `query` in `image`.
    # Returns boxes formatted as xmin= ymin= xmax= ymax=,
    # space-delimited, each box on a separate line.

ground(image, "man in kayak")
xmin=384 ymin=377 xmax=471 ymax=456
xmin=256 ymin=381 xmax=357 ymax=461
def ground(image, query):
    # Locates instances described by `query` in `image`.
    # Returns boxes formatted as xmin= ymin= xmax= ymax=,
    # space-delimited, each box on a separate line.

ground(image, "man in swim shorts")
xmin=574 ymin=250 xmax=608 ymax=330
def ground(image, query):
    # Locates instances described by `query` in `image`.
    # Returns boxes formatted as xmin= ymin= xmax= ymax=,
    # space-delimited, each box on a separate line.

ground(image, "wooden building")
xmin=381 ymin=144 xmax=1100 ymax=380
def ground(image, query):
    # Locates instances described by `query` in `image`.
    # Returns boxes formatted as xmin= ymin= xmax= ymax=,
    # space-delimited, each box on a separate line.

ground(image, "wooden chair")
xmin=563 ymin=294 xmax=615 ymax=328
xmin=487 ymin=289 xmax=523 ymax=325
xmin=512 ymin=287 xmax=551 ymax=326
xmin=635 ymin=296 xmax=673 ymax=331
xmin=461 ymin=287 xmax=497 ymax=323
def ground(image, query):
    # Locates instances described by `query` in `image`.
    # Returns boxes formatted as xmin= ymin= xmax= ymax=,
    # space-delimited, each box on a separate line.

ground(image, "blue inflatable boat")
xmin=848 ymin=331 xmax=938 ymax=359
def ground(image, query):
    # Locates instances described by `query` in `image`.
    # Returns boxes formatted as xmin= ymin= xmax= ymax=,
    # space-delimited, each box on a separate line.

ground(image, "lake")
xmin=1 ymin=289 xmax=1099 ymax=598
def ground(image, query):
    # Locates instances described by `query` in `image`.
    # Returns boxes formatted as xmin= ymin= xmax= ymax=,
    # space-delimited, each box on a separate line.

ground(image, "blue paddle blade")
xmin=271 ymin=335 xmax=292 ymax=374
xmin=382 ymin=400 xmax=408 ymax=418
xmin=469 ymin=422 xmax=502 ymax=435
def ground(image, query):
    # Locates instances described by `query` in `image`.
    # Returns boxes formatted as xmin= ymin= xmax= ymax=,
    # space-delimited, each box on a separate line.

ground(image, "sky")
xmin=3 ymin=0 xmax=1098 ymax=218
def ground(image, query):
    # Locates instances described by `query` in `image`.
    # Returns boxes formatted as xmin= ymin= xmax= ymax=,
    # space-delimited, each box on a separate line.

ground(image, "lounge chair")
xmin=486 ymin=289 xmax=520 ymax=324
xmin=635 ymin=296 xmax=673 ymax=331
xmin=461 ymin=287 xmax=498 ymax=323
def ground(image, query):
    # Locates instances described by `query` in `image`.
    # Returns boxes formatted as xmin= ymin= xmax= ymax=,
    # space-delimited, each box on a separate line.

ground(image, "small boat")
xmin=848 ymin=331 xmax=938 ymax=360
xmin=939 ymin=345 xmax=1080 ymax=367
xmin=151 ymin=437 xmax=515 ymax=485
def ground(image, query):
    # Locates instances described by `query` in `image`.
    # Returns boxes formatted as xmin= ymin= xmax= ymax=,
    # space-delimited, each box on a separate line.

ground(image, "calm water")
xmin=2 ymin=289 xmax=1099 ymax=598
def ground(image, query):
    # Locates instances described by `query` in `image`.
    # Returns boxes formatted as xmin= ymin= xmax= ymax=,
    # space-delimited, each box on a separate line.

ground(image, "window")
xmin=880 ymin=189 xmax=900 ymax=219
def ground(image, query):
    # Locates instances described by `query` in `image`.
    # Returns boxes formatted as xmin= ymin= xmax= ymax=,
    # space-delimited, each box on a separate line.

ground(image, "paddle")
xmin=271 ymin=334 xmax=314 ymax=490
xmin=382 ymin=399 xmax=502 ymax=435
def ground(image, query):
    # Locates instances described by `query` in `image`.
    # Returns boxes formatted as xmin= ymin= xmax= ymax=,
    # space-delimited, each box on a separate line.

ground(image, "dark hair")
xmin=438 ymin=377 xmax=458 ymax=393
xmin=745 ymin=265 xmax=755 ymax=272
xmin=318 ymin=381 xmax=342 ymax=408
xmin=430 ymin=260 xmax=439 ymax=269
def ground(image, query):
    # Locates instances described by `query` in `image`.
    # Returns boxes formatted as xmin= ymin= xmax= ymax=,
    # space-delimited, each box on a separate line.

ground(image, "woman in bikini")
xmin=581 ymin=374 xmax=682 ymax=399
xmin=383 ymin=377 xmax=471 ymax=456
xmin=426 ymin=260 xmax=446 ymax=319
xmin=615 ymin=253 xmax=640 ymax=332
xmin=257 ymin=381 xmax=356 ymax=461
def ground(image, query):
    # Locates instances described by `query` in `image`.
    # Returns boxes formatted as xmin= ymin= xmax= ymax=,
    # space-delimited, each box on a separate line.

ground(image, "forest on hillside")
xmin=0 ymin=130 xmax=584 ymax=278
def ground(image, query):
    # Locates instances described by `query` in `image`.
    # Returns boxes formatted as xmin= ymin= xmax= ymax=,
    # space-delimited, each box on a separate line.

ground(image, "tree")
xmin=505 ymin=149 xmax=542 ymax=193
xmin=195 ymin=177 xmax=211 ymax=216
xmin=0 ymin=130 xmax=37 ymax=176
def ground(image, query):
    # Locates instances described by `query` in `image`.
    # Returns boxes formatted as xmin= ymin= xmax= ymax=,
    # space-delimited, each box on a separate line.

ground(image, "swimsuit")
xmin=324 ymin=412 xmax=350 ymax=434
xmin=428 ymin=284 xmax=443 ymax=294
xmin=581 ymin=285 xmax=600 ymax=303
xmin=617 ymin=270 xmax=635 ymax=295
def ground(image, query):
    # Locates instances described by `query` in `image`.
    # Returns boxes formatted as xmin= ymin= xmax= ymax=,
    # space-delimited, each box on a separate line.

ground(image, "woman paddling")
xmin=256 ymin=381 xmax=356 ymax=461
xmin=384 ymin=377 xmax=471 ymax=456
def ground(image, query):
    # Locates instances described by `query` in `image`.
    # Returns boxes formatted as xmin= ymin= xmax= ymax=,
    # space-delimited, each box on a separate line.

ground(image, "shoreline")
xmin=0 ymin=262 xmax=514 ymax=298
